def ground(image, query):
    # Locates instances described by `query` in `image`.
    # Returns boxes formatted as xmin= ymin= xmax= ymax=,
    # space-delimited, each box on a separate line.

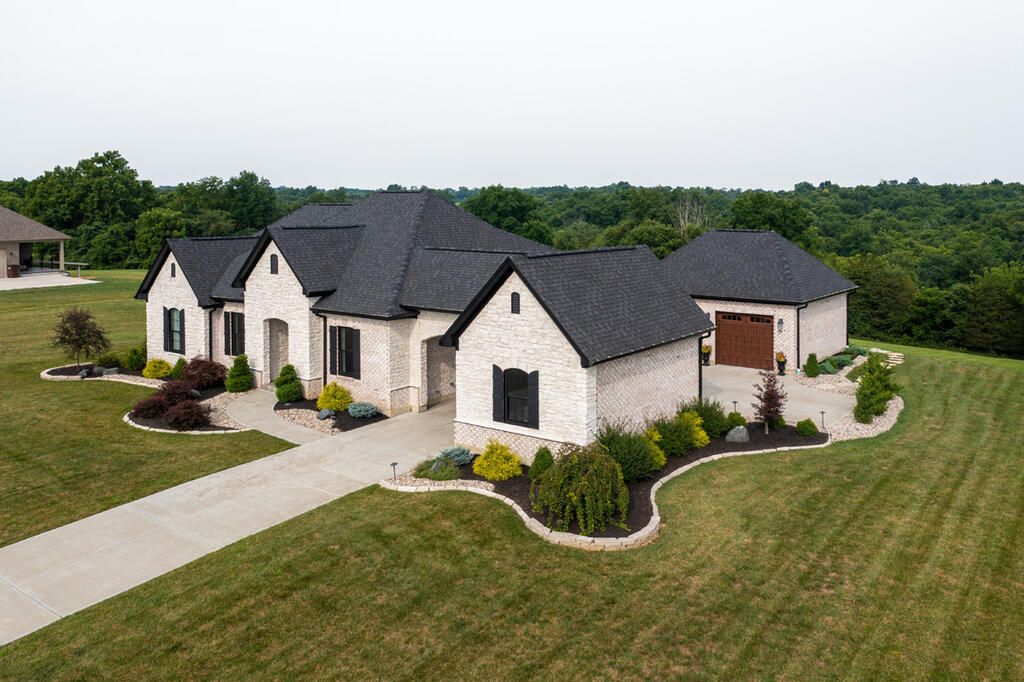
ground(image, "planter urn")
xmin=777 ymin=359 xmax=787 ymax=375
xmin=701 ymin=351 xmax=711 ymax=366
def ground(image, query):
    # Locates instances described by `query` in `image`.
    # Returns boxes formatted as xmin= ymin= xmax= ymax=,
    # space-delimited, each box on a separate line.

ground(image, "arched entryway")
xmin=421 ymin=335 xmax=455 ymax=409
xmin=265 ymin=318 xmax=289 ymax=385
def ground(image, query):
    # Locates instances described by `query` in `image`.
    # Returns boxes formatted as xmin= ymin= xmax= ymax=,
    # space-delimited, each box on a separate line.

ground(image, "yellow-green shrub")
xmin=317 ymin=382 xmax=353 ymax=412
xmin=142 ymin=358 xmax=173 ymax=379
xmin=678 ymin=410 xmax=710 ymax=448
xmin=472 ymin=440 xmax=522 ymax=481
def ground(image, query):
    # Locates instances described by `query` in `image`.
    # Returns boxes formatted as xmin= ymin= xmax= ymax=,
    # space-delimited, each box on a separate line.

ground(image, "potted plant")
xmin=701 ymin=344 xmax=712 ymax=366
xmin=775 ymin=351 xmax=787 ymax=375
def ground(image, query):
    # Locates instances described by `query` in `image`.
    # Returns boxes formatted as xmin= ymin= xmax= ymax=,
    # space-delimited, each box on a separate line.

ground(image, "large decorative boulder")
xmin=317 ymin=408 xmax=335 ymax=421
xmin=78 ymin=368 xmax=90 ymax=379
xmin=725 ymin=425 xmax=749 ymax=443
xmin=102 ymin=367 xmax=119 ymax=376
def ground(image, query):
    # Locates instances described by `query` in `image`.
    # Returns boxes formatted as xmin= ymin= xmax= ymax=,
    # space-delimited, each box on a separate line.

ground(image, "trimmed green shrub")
xmin=678 ymin=396 xmax=728 ymax=439
xmin=348 ymin=401 xmax=379 ymax=418
xmin=819 ymin=360 xmax=839 ymax=375
xmin=122 ymin=345 xmax=147 ymax=371
xmin=597 ymin=422 xmax=665 ymax=482
xmin=170 ymin=358 xmax=186 ymax=379
xmin=413 ymin=457 xmax=459 ymax=481
xmin=274 ymin=364 xmax=298 ymax=388
xmin=529 ymin=446 xmax=554 ymax=481
xmin=652 ymin=410 xmax=709 ymax=456
xmin=725 ymin=411 xmax=747 ymax=429
xmin=94 ymin=352 xmax=121 ymax=368
xmin=276 ymin=380 xmax=304 ymax=404
xmin=831 ymin=354 xmax=853 ymax=369
xmin=803 ymin=353 xmax=820 ymax=378
xmin=473 ymin=440 xmax=522 ymax=481
xmin=142 ymin=358 xmax=173 ymax=379
xmin=225 ymin=354 xmax=253 ymax=392
xmin=530 ymin=442 xmax=629 ymax=536
xmin=844 ymin=345 xmax=867 ymax=357
xmin=796 ymin=418 xmax=819 ymax=436
xmin=163 ymin=400 xmax=210 ymax=430
xmin=131 ymin=395 xmax=170 ymax=419
xmin=854 ymin=355 xmax=902 ymax=423
xmin=182 ymin=358 xmax=227 ymax=388
xmin=317 ymin=382 xmax=353 ymax=412
xmin=438 ymin=445 xmax=473 ymax=466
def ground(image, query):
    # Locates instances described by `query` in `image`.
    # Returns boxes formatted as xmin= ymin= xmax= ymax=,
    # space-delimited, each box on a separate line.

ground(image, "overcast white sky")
xmin=1 ymin=1 xmax=1022 ymax=190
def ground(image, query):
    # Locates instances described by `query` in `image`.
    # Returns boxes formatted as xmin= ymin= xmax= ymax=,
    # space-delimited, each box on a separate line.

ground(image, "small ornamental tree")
xmin=52 ymin=306 xmax=111 ymax=369
xmin=752 ymin=369 xmax=787 ymax=434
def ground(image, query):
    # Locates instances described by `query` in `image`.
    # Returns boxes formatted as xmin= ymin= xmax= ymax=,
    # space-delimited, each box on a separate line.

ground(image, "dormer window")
xmin=270 ymin=254 xmax=278 ymax=274
xmin=511 ymin=292 xmax=520 ymax=314
xmin=170 ymin=263 xmax=176 ymax=277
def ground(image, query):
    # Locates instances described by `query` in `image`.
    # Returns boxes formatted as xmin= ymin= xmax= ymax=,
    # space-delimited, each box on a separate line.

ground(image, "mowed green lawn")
xmin=0 ymin=271 xmax=289 ymax=547
xmin=1 ymin=342 xmax=1021 ymax=679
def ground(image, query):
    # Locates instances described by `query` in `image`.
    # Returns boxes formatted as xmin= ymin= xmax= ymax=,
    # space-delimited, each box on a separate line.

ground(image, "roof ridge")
xmin=526 ymin=245 xmax=640 ymax=259
xmin=387 ymin=192 xmax=433 ymax=314
xmin=311 ymin=202 xmax=353 ymax=206
xmin=173 ymin=234 xmax=258 ymax=242
xmin=275 ymin=224 xmax=365 ymax=230
xmin=420 ymin=246 xmax=530 ymax=255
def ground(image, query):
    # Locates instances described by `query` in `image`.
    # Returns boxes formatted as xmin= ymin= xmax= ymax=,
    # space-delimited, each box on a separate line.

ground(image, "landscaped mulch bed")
xmin=273 ymin=399 xmax=388 ymax=433
xmin=126 ymin=386 xmax=243 ymax=432
xmin=455 ymin=423 xmax=828 ymax=538
xmin=45 ymin=363 xmax=97 ymax=377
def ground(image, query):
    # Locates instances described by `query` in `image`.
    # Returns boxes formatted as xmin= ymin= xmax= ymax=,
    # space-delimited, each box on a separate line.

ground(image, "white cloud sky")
xmin=1 ymin=0 xmax=1022 ymax=189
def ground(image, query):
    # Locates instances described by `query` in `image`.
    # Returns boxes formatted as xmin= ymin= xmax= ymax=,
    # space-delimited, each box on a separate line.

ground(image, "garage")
xmin=715 ymin=312 xmax=773 ymax=369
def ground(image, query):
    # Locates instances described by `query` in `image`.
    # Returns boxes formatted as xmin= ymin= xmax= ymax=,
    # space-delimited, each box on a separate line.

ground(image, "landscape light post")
xmin=820 ymin=411 xmax=826 ymax=429
xmin=391 ymin=462 xmax=398 ymax=483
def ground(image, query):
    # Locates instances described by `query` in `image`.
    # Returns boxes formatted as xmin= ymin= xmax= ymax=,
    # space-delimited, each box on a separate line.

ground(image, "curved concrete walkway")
xmin=0 ymin=401 xmax=454 ymax=646
xmin=226 ymin=388 xmax=325 ymax=444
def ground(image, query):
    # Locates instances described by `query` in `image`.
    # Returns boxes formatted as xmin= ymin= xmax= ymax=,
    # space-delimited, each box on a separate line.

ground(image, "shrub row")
xmin=854 ymin=355 xmax=902 ymax=423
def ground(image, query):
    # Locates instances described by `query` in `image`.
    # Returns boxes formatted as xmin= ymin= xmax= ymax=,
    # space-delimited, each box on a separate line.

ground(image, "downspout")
xmin=314 ymin=312 xmax=328 ymax=388
xmin=698 ymin=330 xmax=712 ymax=399
xmin=795 ymin=303 xmax=808 ymax=368
xmin=208 ymin=309 xmax=214 ymax=360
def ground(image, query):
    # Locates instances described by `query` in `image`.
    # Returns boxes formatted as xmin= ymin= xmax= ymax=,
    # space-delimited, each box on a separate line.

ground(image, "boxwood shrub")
xmin=795 ymin=418 xmax=819 ymax=436
xmin=142 ymin=358 xmax=173 ymax=379
xmin=122 ymin=346 xmax=147 ymax=371
xmin=529 ymin=446 xmax=554 ymax=481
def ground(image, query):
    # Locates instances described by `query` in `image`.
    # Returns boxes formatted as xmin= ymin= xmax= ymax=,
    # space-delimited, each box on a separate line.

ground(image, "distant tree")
xmin=963 ymin=263 xmax=1024 ymax=355
xmin=185 ymin=209 xmax=237 ymax=238
xmin=599 ymin=218 xmax=682 ymax=258
xmin=461 ymin=185 xmax=540 ymax=234
xmin=225 ymin=171 xmax=280 ymax=230
xmin=52 ymin=307 xmax=111 ymax=369
xmin=728 ymin=191 xmax=813 ymax=241
xmin=82 ymin=222 xmax=134 ymax=267
xmin=134 ymin=208 xmax=187 ymax=266
xmin=161 ymin=176 xmax=227 ymax=215
xmin=833 ymin=254 xmax=917 ymax=338
xmin=517 ymin=219 xmax=555 ymax=246
xmin=24 ymin=151 xmax=155 ymax=233
xmin=552 ymin=221 xmax=602 ymax=251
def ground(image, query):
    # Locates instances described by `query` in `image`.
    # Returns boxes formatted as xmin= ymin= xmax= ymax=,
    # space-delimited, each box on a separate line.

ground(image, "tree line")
xmin=1 ymin=151 xmax=1021 ymax=356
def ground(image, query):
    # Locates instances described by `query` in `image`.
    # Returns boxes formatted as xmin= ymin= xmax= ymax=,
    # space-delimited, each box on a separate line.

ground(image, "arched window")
xmin=270 ymin=254 xmax=279 ymax=274
xmin=170 ymin=262 xmax=176 ymax=277
xmin=503 ymin=368 xmax=529 ymax=425
xmin=511 ymin=292 xmax=520 ymax=314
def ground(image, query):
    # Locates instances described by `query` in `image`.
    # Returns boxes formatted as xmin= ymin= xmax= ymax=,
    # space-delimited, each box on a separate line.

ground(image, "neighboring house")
xmin=136 ymin=191 xmax=554 ymax=415
xmin=0 ymin=206 xmax=70 ymax=277
xmin=662 ymin=229 xmax=857 ymax=369
xmin=440 ymin=247 xmax=714 ymax=457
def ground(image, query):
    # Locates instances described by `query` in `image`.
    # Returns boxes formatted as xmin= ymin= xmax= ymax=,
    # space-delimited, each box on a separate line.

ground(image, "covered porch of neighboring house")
xmin=0 ymin=206 xmax=72 ymax=280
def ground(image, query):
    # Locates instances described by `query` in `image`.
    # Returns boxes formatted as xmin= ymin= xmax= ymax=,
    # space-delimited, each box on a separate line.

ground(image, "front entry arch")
xmin=265 ymin=318 xmax=290 ymax=385
xmin=420 ymin=335 xmax=456 ymax=410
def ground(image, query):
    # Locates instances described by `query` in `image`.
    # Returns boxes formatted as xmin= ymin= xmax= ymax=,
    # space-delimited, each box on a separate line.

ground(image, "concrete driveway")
xmin=703 ymin=364 xmax=855 ymax=427
xmin=0 ymin=400 xmax=454 ymax=646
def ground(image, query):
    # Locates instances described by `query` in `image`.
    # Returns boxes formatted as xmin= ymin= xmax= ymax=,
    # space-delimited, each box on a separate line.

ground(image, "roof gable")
xmin=663 ymin=229 xmax=857 ymax=304
xmin=135 ymin=235 xmax=257 ymax=307
xmin=442 ymin=247 xmax=714 ymax=366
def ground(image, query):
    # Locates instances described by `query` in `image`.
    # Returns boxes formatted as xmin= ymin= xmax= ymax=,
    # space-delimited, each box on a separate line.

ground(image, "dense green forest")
xmin=2 ymin=151 xmax=1021 ymax=356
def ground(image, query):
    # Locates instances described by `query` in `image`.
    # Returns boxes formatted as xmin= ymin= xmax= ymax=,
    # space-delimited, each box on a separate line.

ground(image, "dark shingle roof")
xmin=443 ymin=246 xmax=714 ymax=366
xmin=135 ymin=236 xmax=258 ymax=307
xmin=210 ymin=250 xmax=253 ymax=302
xmin=663 ymin=229 xmax=857 ymax=304
xmin=0 ymin=206 xmax=70 ymax=241
xmin=399 ymin=248 xmax=523 ymax=313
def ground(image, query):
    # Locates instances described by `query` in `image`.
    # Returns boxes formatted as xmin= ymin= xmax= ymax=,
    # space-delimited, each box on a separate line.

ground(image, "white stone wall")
xmin=210 ymin=301 xmax=245 ymax=367
xmin=799 ymin=293 xmax=848 ymax=364
xmin=323 ymin=313 xmax=391 ymax=410
xmin=243 ymin=243 xmax=320 ymax=394
xmin=145 ymin=253 xmax=209 ymax=363
xmin=454 ymin=273 xmax=596 ymax=449
xmin=596 ymin=336 xmax=701 ymax=430
xmin=409 ymin=311 xmax=459 ymax=412
xmin=693 ymin=298 xmax=797 ymax=368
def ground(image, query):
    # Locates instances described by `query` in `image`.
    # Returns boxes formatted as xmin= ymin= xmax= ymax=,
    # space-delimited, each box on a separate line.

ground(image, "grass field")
xmin=0 ymin=271 xmax=289 ymax=547
xmin=1 ymin=338 xmax=1021 ymax=678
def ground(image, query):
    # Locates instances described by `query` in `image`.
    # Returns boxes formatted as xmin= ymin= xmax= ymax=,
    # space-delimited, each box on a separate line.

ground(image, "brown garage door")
xmin=715 ymin=312 xmax=774 ymax=369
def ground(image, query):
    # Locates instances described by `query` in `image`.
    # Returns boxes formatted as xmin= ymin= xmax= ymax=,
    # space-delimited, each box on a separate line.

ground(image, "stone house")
xmin=662 ymin=229 xmax=857 ymax=370
xmin=136 ymin=191 xmax=854 ymax=455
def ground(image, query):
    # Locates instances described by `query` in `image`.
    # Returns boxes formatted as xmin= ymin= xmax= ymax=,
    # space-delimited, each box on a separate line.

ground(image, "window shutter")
xmin=237 ymin=314 xmax=245 ymax=355
xmin=224 ymin=312 xmax=231 ymax=355
xmin=527 ymin=371 xmax=539 ymax=429
xmin=492 ymin=365 xmax=504 ymax=423
xmin=163 ymin=307 xmax=170 ymax=352
xmin=351 ymin=328 xmax=360 ymax=380
xmin=328 ymin=326 xmax=337 ymax=375
xmin=179 ymin=310 xmax=185 ymax=354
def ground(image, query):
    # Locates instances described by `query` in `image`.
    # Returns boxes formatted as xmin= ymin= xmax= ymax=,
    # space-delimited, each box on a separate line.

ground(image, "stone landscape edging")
xmin=40 ymin=365 xmax=163 ymax=389
xmin=121 ymin=412 xmax=246 ymax=435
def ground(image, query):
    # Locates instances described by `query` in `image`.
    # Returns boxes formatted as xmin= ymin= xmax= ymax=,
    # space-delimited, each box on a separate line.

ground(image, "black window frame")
xmin=328 ymin=325 xmax=360 ymax=379
xmin=270 ymin=254 xmax=278 ymax=274
xmin=511 ymin=292 xmax=520 ymax=314
xmin=492 ymin=365 xmax=539 ymax=429
xmin=224 ymin=311 xmax=245 ymax=356
xmin=170 ymin=262 xmax=176 ymax=277
xmin=164 ymin=307 xmax=185 ymax=355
